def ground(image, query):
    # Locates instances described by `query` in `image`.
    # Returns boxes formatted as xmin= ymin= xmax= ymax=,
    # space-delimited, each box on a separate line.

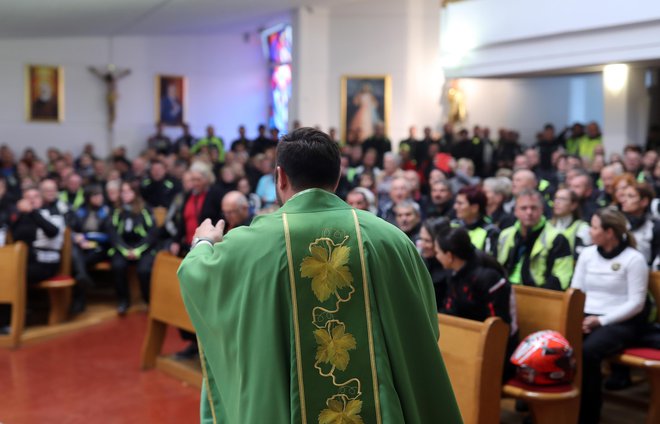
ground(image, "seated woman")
xmin=612 ymin=172 xmax=637 ymax=209
xmin=434 ymin=226 xmax=518 ymax=380
xmin=417 ymin=217 xmax=451 ymax=307
xmin=70 ymin=185 xmax=112 ymax=313
xmin=108 ymin=182 xmax=157 ymax=314
xmin=571 ymin=207 xmax=648 ymax=424
xmin=452 ymin=185 xmax=500 ymax=256
xmin=550 ymin=188 xmax=591 ymax=259
xmin=620 ymin=182 xmax=660 ymax=266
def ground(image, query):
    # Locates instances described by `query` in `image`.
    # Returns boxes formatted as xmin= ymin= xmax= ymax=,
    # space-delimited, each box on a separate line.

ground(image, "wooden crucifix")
xmin=89 ymin=64 xmax=131 ymax=130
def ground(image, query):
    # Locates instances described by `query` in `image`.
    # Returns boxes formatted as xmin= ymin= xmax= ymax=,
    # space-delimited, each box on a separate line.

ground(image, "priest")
xmin=178 ymin=127 xmax=461 ymax=423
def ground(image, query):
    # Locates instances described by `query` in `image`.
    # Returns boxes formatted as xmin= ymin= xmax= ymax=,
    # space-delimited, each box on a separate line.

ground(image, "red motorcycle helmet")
xmin=510 ymin=330 xmax=576 ymax=385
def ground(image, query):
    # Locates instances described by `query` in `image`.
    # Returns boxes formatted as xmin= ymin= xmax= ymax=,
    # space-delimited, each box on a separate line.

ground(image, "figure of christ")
xmin=89 ymin=65 xmax=131 ymax=129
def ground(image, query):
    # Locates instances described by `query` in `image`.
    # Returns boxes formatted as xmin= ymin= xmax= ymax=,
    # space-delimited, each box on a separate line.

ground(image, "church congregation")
xmin=1 ymin=116 xmax=660 ymax=422
xmin=3 ymin=1 xmax=660 ymax=423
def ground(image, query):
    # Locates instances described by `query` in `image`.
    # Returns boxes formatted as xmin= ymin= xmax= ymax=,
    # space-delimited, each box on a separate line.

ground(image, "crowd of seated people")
xmin=0 ymin=119 xmax=658 ymax=418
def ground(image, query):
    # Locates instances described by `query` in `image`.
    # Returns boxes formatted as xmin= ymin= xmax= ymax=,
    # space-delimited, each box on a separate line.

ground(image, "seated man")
xmin=497 ymin=189 xmax=574 ymax=290
xmin=568 ymin=169 xmax=601 ymax=221
xmin=11 ymin=187 xmax=65 ymax=285
xmin=140 ymin=159 xmax=181 ymax=208
xmin=59 ymin=172 xmax=85 ymax=211
xmin=379 ymin=177 xmax=413 ymax=224
xmin=426 ymin=180 xmax=455 ymax=219
xmin=221 ymin=191 xmax=253 ymax=232
xmin=346 ymin=187 xmax=376 ymax=214
xmin=394 ymin=200 xmax=422 ymax=243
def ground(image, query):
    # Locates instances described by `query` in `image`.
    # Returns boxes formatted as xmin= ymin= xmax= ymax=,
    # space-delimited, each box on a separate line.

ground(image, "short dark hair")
xmin=277 ymin=127 xmax=341 ymax=190
xmin=457 ymin=185 xmax=487 ymax=216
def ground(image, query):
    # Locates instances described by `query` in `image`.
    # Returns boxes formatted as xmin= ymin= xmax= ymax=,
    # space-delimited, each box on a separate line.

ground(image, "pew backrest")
xmin=512 ymin=286 xmax=585 ymax=386
xmin=438 ymin=314 xmax=509 ymax=424
xmin=149 ymin=252 xmax=193 ymax=332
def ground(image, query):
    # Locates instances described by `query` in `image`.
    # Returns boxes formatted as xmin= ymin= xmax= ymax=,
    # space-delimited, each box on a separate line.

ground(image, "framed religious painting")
xmin=340 ymin=75 xmax=391 ymax=145
xmin=26 ymin=65 xmax=64 ymax=122
xmin=155 ymin=74 xmax=186 ymax=126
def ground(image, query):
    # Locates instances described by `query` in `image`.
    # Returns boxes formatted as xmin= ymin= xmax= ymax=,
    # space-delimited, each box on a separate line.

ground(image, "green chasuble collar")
xmin=282 ymin=190 xmax=380 ymax=423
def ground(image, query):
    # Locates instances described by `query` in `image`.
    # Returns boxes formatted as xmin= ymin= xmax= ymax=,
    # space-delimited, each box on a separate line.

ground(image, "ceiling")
xmin=0 ymin=0 xmax=359 ymax=38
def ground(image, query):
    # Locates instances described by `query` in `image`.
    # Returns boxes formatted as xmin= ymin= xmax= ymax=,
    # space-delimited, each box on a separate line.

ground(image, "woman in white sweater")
xmin=571 ymin=206 xmax=648 ymax=424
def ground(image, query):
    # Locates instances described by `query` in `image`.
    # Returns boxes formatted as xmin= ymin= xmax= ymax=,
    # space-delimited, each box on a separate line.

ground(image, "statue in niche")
xmin=446 ymin=79 xmax=466 ymax=125
xmin=89 ymin=64 xmax=131 ymax=130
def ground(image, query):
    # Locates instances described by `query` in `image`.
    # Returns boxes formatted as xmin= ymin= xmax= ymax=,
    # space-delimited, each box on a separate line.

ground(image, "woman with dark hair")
xmin=418 ymin=217 xmax=451 ymax=306
xmin=70 ymin=185 xmax=112 ymax=313
xmin=452 ymin=185 xmax=500 ymax=256
xmin=550 ymin=188 xmax=591 ymax=258
xmin=108 ymin=182 xmax=158 ymax=314
xmin=434 ymin=226 xmax=518 ymax=379
xmin=571 ymin=207 xmax=648 ymax=424
xmin=621 ymin=182 xmax=660 ymax=266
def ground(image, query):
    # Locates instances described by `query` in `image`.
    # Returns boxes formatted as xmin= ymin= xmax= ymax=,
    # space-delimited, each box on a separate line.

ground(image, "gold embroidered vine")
xmin=300 ymin=235 xmax=364 ymax=424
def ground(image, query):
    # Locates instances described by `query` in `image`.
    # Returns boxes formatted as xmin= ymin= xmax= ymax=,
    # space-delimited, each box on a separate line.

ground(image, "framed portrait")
xmin=26 ymin=65 xmax=63 ymax=122
xmin=155 ymin=74 xmax=186 ymax=126
xmin=340 ymin=75 xmax=391 ymax=144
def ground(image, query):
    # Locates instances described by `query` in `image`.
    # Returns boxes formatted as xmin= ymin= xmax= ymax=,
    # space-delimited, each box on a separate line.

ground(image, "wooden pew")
xmin=152 ymin=206 xmax=168 ymax=228
xmin=438 ymin=314 xmax=509 ymax=424
xmin=609 ymin=271 xmax=660 ymax=424
xmin=36 ymin=227 xmax=76 ymax=325
xmin=0 ymin=242 xmax=28 ymax=348
xmin=502 ymin=286 xmax=585 ymax=424
xmin=140 ymin=252 xmax=201 ymax=387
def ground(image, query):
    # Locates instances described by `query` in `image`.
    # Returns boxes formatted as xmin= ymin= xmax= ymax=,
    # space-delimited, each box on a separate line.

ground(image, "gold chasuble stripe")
xmin=197 ymin=338 xmax=218 ymax=424
xmin=283 ymin=209 xmax=380 ymax=424
xmin=283 ymin=213 xmax=308 ymax=424
xmin=352 ymin=209 xmax=382 ymax=424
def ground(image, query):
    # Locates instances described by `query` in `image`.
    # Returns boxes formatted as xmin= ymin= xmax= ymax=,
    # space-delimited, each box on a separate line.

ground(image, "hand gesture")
xmin=193 ymin=219 xmax=225 ymax=244
xmin=17 ymin=199 xmax=33 ymax=213
xmin=582 ymin=316 xmax=601 ymax=334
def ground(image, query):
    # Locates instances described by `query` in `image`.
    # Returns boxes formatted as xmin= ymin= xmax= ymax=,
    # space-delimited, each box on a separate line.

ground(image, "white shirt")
xmin=571 ymin=245 xmax=648 ymax=326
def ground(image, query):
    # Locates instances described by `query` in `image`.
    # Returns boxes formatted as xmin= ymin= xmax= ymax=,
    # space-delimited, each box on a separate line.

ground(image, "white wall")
xmin=441 ymin=0 xmax=660 ymax=77
xmin=292 ymin=0 xmax=442 ymax=147
xmin=0 ymin=34 xmax=269 ymax=158
xmin=456 ymin=73 xmax=604 ymax=144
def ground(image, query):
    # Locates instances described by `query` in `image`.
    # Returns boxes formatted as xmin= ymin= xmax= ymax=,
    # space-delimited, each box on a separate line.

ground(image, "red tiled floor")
xmin=0 ymin=312 xmax=199 ymax=423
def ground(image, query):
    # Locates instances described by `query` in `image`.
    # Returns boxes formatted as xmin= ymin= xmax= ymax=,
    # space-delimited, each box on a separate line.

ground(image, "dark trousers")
xmin=111 ymin=253 xmax=154 ymax=305
xmin=580 ymin=315 xmax=643 ymax=424
xmin=71 ymin=246 xmax=107 ymax=280
xmin=27 ymin=259 xmax=59 ymax=286
xmin=71 ymin=246 xmax=107 ymax=305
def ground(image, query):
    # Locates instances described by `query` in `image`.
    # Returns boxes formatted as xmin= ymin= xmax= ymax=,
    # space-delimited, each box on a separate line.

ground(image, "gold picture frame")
xmin=340 ymin=75 xmax=391 ymax=144
xmin=155 ymin=74 xmax=186 ymax=126
xmin=26 ymin=65 xmax=64 ymax=122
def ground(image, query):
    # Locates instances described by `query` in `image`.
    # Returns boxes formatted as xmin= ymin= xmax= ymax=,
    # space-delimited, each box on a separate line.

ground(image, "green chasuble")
xmin=178 ymin=188 xmax=461 ymax=424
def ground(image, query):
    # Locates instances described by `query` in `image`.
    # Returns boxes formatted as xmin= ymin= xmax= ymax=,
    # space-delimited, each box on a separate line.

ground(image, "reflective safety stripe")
xmin=468 ymin=227 xmax=488 ymax=251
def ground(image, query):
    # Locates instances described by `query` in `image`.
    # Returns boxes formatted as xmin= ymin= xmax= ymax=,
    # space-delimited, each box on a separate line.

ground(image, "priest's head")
xmin=275 ymin=127 xmax=341 ymax=204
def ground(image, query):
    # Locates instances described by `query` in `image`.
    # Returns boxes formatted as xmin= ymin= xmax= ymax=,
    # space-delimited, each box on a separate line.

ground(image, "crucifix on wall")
xmin=89 ymin=64 xmax=131 ymax=131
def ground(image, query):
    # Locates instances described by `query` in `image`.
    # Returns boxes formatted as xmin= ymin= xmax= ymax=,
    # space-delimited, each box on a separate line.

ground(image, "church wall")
xmin=291 ymin=0 xmax=442 ymax=149
xmin=0 ymin=34 xmax=268 ymax=158
xmin=455 ymin=73 xmax=604 ymax=147
xmin=441 ymin=0 xmax=660 ymax=78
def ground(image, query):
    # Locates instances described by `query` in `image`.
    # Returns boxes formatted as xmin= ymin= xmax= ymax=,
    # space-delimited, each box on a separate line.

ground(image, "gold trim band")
xmin=283 ymin=213 xmax=308 ymax=424
xmin=352 ymin=209 xmax=382 ymax=424
xmin=197 ymin=337 xmax=218 ymax=424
